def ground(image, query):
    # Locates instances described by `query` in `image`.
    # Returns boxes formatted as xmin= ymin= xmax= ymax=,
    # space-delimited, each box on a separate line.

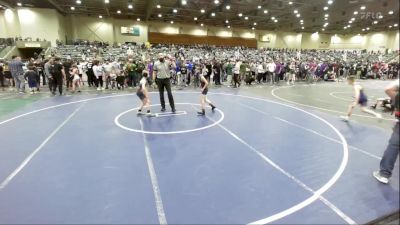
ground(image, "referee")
xmin=153 ymin=53 xmax=176 ymax=113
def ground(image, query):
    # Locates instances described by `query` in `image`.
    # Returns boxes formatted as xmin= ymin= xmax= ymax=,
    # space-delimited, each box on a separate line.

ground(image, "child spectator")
xmin=24 ymin=63 xmax=38 ymax=94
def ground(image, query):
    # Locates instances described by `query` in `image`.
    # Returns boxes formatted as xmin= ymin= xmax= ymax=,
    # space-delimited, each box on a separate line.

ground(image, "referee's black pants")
xmin=157 ymin=78 xmax=175 ymax=111
xmin=52 ymin=74 xmax=63 ymax=95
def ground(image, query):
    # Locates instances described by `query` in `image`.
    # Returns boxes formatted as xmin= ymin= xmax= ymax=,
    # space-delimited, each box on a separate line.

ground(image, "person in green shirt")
xmin=240 ymin=61 xmax=248 ymax=83
xmin=226 ymin=61 xmax=233 ymax=87
xmin=125 ymin=59 xmax=137 ymax=87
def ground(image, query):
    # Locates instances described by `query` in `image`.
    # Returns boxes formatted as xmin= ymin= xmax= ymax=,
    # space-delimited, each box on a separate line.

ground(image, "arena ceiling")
xmin=1 ymin=0 xmax=399 ymax=34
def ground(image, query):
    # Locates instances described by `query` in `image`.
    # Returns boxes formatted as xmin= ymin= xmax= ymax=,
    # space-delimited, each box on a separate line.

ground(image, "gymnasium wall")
xmin=0 ymin=8 xmax=399 ymax=51
xmin=148 ymin=32 xmax=257 ymax=48
xmin=0 ymin=8 xmax=64 ymax=46
xmin=0 ymin=9 xmax=21 ymax=38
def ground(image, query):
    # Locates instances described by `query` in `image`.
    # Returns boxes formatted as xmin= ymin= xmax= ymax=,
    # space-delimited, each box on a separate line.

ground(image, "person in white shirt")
xmin=267 ymin=60 xmax=276 ymax=85
xmin=92 ymin=60 xmax=104 ymax=90
xmin=103 ymin=60 xmax=113 ymax=89
xmin=256 ymin=62 xmax=264 ymax=84
xmin=71 ymin=65 xmax=81 ymax=93
xmin=287 ymin=60 xmax=296 ymax=85
xmin=77 ymin=61 xmax=84 ymax=86
xmin=233 ymin=60 xmax=241 ymax=88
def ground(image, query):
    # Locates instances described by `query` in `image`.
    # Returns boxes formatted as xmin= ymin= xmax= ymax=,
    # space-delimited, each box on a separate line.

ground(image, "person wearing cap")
xmin=153 ymin=53 xmax=176 ymax=112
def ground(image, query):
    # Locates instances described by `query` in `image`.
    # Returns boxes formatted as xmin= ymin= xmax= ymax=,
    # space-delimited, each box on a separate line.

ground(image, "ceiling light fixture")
xmin=360 ymin=6 xmax=366 ymax=10
xmin=324 ymin=14 xmax=329 ymax=17
xmin=296 ymin=14 xmax=300 ymax=18
xmin=394 ymin=24 xmax=398 ymax=27
xmin=158 ymin=14 xmax=162 ymax=17
xmin=117 ymin=10 xmax=121 ymax=14
xmin=181 ymin=0 xmax=187 ymax=5
xmin=254 ymin=22 xmax=257 ymax=25
xmin=17 ymin=2 xmax=22 ymax=6
xmin=301 ymin=27 xmax=304 ymax=29
xmin=227 ymin=25 xmax=231 ymax=28
xmin=71 ymin=6 xmax=75 ymax=10
xmin=200 ymin=23 xmax=204 ymax=26
xmin=264 ymin=10 xmax=268 ymax=14
xmin=201 ymin=9 xmax=205 ymax=13
xmin=99 ymin=15 xmax=103 ymax=18
xmin=226 ymin=5 xmax=231 ymax=10
xmin=194 ymin=17 xmax=197 ymax=20
xmin=137 ymin=18 xmax=140 ymax=21
xmin=388 ymin=11 xmax=394 ymax=15
xmin=271 ymin=16 xmax=275 ymax=20
xmin=225 ymin=20 xmax=229 ymax=23
xmin=288 ymin=1 xmax=293 ymax=5
xmin=373 ymin=20 xmax=378 ymax=24
xmin=245 ymin=16 xmax=249 ymax=20
xmin=323 ymin=6 xmax=328 ymax=11
xmin=389 ymin=25 xmax=392 ymax=28
xmin=257 ymin=5 xmax=262 ymax=9
xmin=362 ymin=28 xmax=365 ymax=31
xmin=76 ymin=0 xmax=81 ymax=4
xmin=156 ymin=4 xmax=161 ymax=8
xmin=211 ymin=12 xmax=215 ymax=16
xmin=293 ymin=10 xmax=298 ymax=14
xmin=128 ymin=4 xmax=133 ymax=9
xmin=214 ymin=0 xmax=219 ymax=4
xmin=252 ymin=27 xmax=255 ymax=30
xmin=238 ymin=13 xmax=243 ymax=17
xmin=327 ymin=0 xmax=333 ymax=4
xmin=366 ymin=27 xmax=370 ymax=30
xmin=173 ymin=9 xmax=177 ymax=13
xmin=354 ymin=11 xmax=358 ymax=15
xmin=274 ymin=19 xmax=278 ymax=23
xmin=104 ymin=0 xmax=109 ymax=3
xmin=170 ymin=21 xmax=174 ymax=24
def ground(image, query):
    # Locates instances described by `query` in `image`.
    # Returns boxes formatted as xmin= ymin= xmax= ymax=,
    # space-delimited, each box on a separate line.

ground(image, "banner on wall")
xmin=121 ymin=26 xmax=141 ymax=36
xmin=260 ymin=35 xmax=271 ymax=43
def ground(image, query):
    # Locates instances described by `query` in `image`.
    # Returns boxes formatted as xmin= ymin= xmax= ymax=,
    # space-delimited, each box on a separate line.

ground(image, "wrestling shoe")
xmin=197 ymin=109 xmax=205 ymax=116
xmin=146 ymin=112 xmax=156 ymax=117
xmin=373 ymin=171 xmax=389 ymax=184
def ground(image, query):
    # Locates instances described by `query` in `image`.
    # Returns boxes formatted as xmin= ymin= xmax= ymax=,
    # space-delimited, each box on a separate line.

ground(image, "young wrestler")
xmin=71 ymin=65 xmax=81 ymax=93
xmin=197 ymin=68 xmax=216 ymax=116
xmin=340 ymin=76 xmax=382 ymax=121
xmin=136 ymin=72 xmax=155 ymax=117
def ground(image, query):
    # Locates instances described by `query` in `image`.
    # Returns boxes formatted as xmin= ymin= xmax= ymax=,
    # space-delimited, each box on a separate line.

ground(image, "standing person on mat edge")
xmin=197 ymin=69 xmax=216 ymax=116
xmin=373 ymin=79 xmax=399 ymax=184
xmin=153 ymin=53 xmax=176 ymax=113
xmin=340 ymin=76 xmax=382 ymax=121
